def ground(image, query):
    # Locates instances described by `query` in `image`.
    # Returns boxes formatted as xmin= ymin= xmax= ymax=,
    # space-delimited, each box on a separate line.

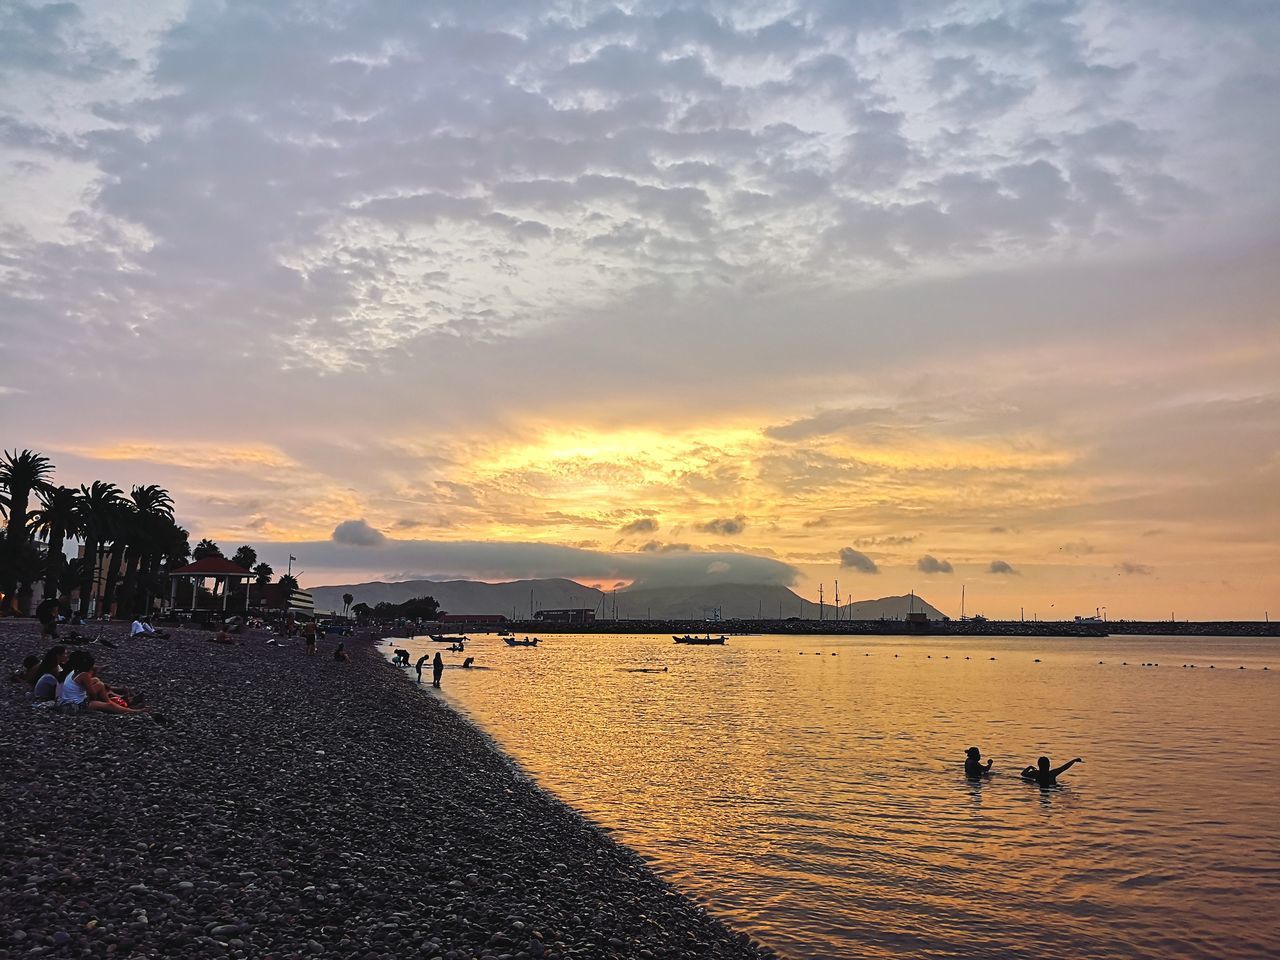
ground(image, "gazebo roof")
xmin=169 ymin=557 xmax=255 ymax=578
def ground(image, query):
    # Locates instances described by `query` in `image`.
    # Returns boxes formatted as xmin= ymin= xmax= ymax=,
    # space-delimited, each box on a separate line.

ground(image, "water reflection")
xmin=387 ymin=633 xmax=1280 ymax=959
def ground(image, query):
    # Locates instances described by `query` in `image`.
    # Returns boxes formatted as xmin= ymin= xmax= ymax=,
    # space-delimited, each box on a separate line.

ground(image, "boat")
xmin=673 ymin=635 xmax=727 ymax=645
xmin=429 ymin=634 xmax=469 ymax=643
xmin=504 ymin=637 xmax=540 ymax=647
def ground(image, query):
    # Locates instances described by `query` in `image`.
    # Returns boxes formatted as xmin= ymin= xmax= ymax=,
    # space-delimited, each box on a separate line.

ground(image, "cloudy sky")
xmin=2 ymin=0 xmax=1277 ymax=618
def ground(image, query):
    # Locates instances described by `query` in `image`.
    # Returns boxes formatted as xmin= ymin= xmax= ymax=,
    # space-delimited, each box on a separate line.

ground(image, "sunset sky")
xmin=2 ymin=1 xmax=1277 ymax=619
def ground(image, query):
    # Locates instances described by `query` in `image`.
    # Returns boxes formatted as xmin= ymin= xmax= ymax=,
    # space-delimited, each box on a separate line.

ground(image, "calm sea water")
xmin=385 ymin=633 xmax=1280 ymax=959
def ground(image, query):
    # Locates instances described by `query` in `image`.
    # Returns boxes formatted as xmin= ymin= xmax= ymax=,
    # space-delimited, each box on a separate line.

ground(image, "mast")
xmin=834 ymin=580 xmax=840 ymax=623
xmin=818 ymin=583 xmax=824 ymax=621
xmin=962 ymin=584 xmax=965 ymax=619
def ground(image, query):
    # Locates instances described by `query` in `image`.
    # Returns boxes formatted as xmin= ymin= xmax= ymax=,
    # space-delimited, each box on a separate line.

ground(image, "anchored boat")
xmin=673 ymin=635 xmax=727 ymax=645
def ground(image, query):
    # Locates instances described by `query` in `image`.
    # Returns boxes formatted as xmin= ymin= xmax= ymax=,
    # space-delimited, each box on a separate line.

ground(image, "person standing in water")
xmin=965 ymin=746 xmax=993 ymax=778
xmin=432 ymin=650 xmax=444 ymax=688
xmin=1022 ymin=755 xmax=1083 ymax=786
xmin=415 ymin=653 xmax=429 ymax=684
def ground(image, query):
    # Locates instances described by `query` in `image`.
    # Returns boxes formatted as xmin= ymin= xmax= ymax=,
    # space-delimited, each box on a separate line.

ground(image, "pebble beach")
xmin=0 ymin=622 xmax=775 ymax=960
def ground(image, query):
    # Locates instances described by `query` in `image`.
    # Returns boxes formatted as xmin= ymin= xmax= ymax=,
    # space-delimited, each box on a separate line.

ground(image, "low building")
xmin=440 ymin=613 xmax=507 ymax=624
xmin=248 ymin=583 xmax=315 ymax=615
xmin=534 ymin=608 xmax=596 ymax=624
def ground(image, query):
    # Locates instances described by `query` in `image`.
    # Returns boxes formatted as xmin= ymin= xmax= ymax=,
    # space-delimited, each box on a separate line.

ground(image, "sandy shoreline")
xmin=0 ymin=621 xmax=775 ymax=960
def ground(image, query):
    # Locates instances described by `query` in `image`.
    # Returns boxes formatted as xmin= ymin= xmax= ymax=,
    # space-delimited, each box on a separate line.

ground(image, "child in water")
xmin=964 ymin=746 xmax=993 ymax=778
xmin=1021 ymin=755 xmax=1083 ymax=786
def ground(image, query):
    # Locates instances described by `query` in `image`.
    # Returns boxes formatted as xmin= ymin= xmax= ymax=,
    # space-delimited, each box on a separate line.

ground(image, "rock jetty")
xmin=0 ymin=621 xmax=774 ymax=960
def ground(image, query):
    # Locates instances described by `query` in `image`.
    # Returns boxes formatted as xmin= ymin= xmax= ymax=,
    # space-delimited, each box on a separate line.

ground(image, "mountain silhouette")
xmin=310 ymin=578 xmax=947 ymax=621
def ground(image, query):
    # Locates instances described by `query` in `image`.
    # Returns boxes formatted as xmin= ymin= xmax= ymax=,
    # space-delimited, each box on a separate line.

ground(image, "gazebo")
xmin=168 ymin=557 xmax=255 ymax=618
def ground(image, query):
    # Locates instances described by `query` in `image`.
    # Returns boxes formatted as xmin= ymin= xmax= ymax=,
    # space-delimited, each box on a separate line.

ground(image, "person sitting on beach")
xmin=462 ymin=656 xmax=474 ymax=669
xmin=130 ymin=616 xmax=169 ymax=639
xmin=56 ymin=651 xmax=148 ymax=714
xmin=1021 ymin=755 xmax=1083 ymax=786
xmin=965 ymin=747 xmax=993 ymax=778
xmin=12 ymin=654 xmax=40 ymax=683
xmin=209 ymin=627 xmax=235 ymax=644
xmin=29 ymin=646 xmax=70 ymax=701
xmin=333 ymin=642 xmax=350 ymax=663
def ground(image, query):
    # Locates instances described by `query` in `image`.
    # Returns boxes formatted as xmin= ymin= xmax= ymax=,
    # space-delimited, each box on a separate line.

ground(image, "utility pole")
xmin=834 ymin=580 xmax=840 ymax=623
xmin=819 ymin=583 xmax=824 ymax=621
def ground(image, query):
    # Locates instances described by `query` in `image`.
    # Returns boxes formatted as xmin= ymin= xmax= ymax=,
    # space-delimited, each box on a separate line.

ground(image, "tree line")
xmin=0 ymin=448 xmax=284 ymax=619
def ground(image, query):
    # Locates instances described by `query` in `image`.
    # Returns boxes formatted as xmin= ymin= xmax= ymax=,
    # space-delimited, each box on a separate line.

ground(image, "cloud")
xmin=696 ymin=515 xmax=747 ymax=536
xmin=1118 ymin=561 xmax=1154 ymax=576
xmin=987 ymin=560 xmax=1019 ymax=575
xmin=839 ymin=547 xmax=879 ymax=574
xmin=618 ymin=517 xmax=659 ymax=535
xmin=277 ymin=537 xmax=798 ymax=590
xmin=638 ymin=540 xmax=691 ymax=553
xmin=917 ymin=554 xmax=954 ymax=574
xmin=765 ymin=407 xmax=898 ymax=441
xmin=854 ymin=534 xmax=918 ymax=547
xmin=331 ymin=519 xmax=387 ymax=547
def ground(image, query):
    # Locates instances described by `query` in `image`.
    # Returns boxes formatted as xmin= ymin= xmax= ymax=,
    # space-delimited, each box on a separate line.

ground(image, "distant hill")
xmin=309 ymin=578 xmax=600 ymax=619
xmin=837 ymin=594 xmax=947 ymax=621
xmin=310 ymin=577 xmax=947 ymax=621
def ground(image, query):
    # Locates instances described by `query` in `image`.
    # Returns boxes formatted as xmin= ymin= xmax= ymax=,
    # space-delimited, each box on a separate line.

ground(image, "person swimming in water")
xmin=1021 ymin=755 xmax=1083 ymax=786
xmin=964 ymin=746 xmax=993 ymax=778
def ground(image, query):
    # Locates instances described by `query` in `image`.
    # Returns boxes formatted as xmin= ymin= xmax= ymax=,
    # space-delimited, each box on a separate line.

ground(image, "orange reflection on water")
xmin=391 ymin=633 xmax=1280 ymax=960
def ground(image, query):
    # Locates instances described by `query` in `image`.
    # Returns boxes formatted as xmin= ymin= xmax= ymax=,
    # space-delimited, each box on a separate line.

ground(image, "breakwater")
xmin=420 ymin=619 xmax=1280 ymax=639
xmin=0 ymin=620 xmax=774 ymax=959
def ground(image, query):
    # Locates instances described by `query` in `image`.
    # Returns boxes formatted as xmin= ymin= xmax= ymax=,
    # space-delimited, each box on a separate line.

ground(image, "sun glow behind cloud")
xmin=2 ymin=0 xmax=1278 ymax=617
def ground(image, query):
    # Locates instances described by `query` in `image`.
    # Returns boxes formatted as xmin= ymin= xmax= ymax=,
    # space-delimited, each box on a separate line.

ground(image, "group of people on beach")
xmin=965 ymin=746 xmax=1084 ymax=786
xmin=11 ymin=644 xmax=152 ymax=715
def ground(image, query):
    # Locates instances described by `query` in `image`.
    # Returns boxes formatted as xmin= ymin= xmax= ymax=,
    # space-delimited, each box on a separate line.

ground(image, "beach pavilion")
xmin=167 ymin=557 xmax=255 ymax=619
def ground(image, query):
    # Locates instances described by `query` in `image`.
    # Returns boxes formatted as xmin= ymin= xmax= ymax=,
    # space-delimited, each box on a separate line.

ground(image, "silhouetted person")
xmin=1022 ymin=755 xmax=1083 ymax=786
xmin=36 ymin=597 xmax=60 ymax=639
xmin=415 ymin=653 xmax=429 ymax=683
xmin=462 ymin=656 xmax=475 ymax=668
xmin=432 ymin=650 xmax=444 ymax=688
xmin=965 ymin=746 xmax=993 ymax=778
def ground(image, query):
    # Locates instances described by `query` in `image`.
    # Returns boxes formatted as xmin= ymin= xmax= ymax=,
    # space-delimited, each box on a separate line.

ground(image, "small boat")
xmin=504 ymin=637 xmax=540 ymax=647
xmin=673 ymin=635 xmax=727 ymax=645
xmin=429 ymin=634 xmax=469 ymax=643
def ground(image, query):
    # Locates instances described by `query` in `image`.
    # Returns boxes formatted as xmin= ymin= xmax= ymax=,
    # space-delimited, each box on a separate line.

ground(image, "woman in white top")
xmin=57 ymin=652 xmax=148 ymax=714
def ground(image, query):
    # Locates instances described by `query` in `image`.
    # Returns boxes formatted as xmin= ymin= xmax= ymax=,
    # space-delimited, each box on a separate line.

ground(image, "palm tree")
xmin=119 ymin=485 xmax=173 ymax=618
xmin=193 ymin=538 xmax=222 ymax=560
xmin=77 ymin=481 xmax=126 ymax=618
xmin=145 ymin=519 xmax=189 ymax=612
xmin=0 ymin=449 xmax=54 ymax=612
xmin=31 ymin=485 xmax=84 ymax=601
xmin=99 ymin=498 xmax=139 ymax=618
xmin=278 ymin=573 xmax=299 ymax=593
xmin=342 ymin=592 xmax=354 ymax=617
xmin=252 ymin=562 xmax=273 ymax=585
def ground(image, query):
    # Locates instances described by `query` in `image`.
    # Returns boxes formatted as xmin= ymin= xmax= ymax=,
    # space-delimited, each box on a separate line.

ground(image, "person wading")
xmin=432 ymin=650 xmax=444 ymax=688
